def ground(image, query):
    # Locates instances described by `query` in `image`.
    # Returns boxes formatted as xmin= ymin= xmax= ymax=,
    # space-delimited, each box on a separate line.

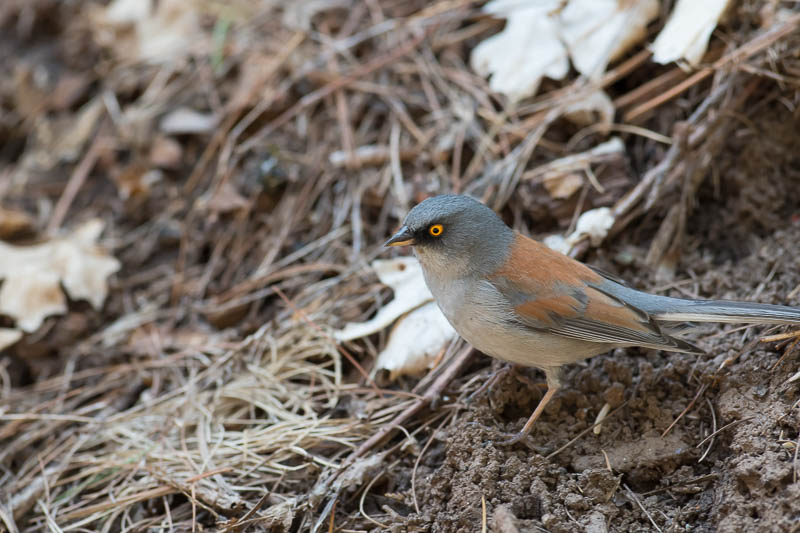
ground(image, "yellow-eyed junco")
xmin=385 ymin=195 xmax=800 ymax=444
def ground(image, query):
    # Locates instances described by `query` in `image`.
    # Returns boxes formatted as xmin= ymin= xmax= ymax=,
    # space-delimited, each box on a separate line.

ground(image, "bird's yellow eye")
xmin=429 ymin=224 xmax=443 ymax=237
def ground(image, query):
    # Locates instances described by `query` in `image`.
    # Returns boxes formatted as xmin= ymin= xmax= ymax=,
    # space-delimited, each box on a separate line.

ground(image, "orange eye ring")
xmin=429 ymin=224 xmax=443 ymax=237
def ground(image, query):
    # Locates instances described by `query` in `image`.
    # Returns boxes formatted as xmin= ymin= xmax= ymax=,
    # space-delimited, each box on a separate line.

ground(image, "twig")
xmin=46 ymin=129 xmax=106 ymax=235
xmin=698 ymin=398 xmax=717 ymax=463
xmin=547 ymin=400 xmax=630 ymax=460
xmin=695 ymin=417 xmax=753 ymax=448
xmin=623 ymin=483 xmax=663 ymax=533
xmin=662 ymin=382 xmax=708 ymax=438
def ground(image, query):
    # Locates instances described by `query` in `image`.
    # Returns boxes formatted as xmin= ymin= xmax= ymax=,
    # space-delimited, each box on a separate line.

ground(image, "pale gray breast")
xmin=422 ymin=272 xmax=511 ymax=356
xmin=422 ymin=270 xmax=613 ymax=369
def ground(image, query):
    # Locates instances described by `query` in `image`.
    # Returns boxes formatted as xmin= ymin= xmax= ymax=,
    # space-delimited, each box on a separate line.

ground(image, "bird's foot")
xmin=485 ymin=429 xmax=548 ymax=453
xmin=495 ymin=429 xmax=530 ymax=447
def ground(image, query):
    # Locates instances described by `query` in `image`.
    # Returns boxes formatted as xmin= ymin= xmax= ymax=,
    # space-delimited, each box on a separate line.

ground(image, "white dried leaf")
xmin=543 ymin=137 xmax=624 ymax=177
xmin=651 ymin=0 xmax=732 ymax=66
xmin=334 ymin=257 xmax=457 ymax=380
xmin=104 ymin=0 xmax=150 ymax=23
xmin=567 ymin=207 xmax=615 ymax=247
xmin=334 ymin=257 xmax=433 ymax=342
xmin=375 ymin=302 xmax=456 ymax=379
xmin=470 ymin=0 xmax=568 ymax=102
xmin=90 ymin=0 xmax=204 ymax=65
xmin=563 ymin=89 xmax=615 ymax=128
xmin=0 ymin=220 xmax=120 ymax=333
xmin=561 ymin=0 xmax=659 ymax=79
xmin=470 ymin=0 xmax=657 ymax=101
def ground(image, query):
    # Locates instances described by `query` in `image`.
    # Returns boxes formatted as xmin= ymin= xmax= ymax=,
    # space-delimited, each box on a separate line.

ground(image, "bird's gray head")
xmin=385 ymin=195 xmax=514 ymax=278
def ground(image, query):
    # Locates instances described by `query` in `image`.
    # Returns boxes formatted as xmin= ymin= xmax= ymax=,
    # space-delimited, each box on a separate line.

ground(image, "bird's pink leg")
xmin=498 ymin=380 xmax=559 ymax=446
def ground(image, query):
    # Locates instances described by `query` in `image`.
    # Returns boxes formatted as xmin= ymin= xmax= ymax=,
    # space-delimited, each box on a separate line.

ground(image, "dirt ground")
xmin=2 ymin=1 xmax=800 ymax=532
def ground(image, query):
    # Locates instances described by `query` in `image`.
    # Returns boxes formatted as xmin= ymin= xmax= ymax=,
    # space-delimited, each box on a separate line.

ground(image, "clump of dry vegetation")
xmin=1 ymin=1 xmax=800 ymax=531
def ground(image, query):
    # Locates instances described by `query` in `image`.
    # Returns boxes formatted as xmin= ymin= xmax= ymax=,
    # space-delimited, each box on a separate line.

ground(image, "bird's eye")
xmin=429 ymin=224 xmax=443 ymax=237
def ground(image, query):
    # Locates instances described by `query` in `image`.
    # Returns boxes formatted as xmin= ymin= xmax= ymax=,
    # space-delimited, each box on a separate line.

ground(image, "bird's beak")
xmin=384 ymin=225 xmax=415 ymax=247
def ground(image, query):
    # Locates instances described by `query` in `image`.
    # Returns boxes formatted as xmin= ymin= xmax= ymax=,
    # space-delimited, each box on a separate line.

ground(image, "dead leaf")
xmin=563 ymin=89 xmax=615 ymax=129
xmin=23 ymin=98 xmax=103 ymax=172
xmin=334 ymin=257 xmax=433 ymax=342
xmin=228 ymin=53 xmax=278 ymax=113
xmin=376 ymin=301 xmax=456 ymax=379
xmin=149 ymin=136 xmax=183 ymax=169
xmin=335 ymin=257 xmax=457 ymax=379
xmin=49 ymin=72 xmax=92 ymax=111
xmin=470 ymin=0 xmax=568 ymax=102
xmin=89 ymin=0 xmax=205 ymax=65
xmin=567 ymin=206 xmax=615 ymax=247
xmin=543 ymin=173 xmax=584 ymax=199
xmin=561 ymin=0 xmax=658 ymax=79
xmin=202 ymin=182 xmax=250 ymax=215
xmin=526 ymin=137 xmax=625 ymax=197
xmin=471 ymin=0 xmax=657 ymax=101
xmin=0 ymin=220 xmax=120 ymax=333
xmin=651 ymin=0 xmax=732 ymax=66
xmin=12 ymin=64 xmax=49 ymax=118
xmin=260 ymin=498 xmax=296 ymax=530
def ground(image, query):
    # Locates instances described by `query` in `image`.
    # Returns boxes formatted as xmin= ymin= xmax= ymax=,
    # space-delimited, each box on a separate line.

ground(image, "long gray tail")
xmin=651 ymin=299 xmax=800 ymax=325
xmin=598 ymin=281 xmax=800 ymax=325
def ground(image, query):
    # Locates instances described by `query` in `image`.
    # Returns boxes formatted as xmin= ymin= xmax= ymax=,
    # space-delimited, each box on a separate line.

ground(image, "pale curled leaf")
xmin=334 ymin=257 xmax=457 ymax=379
xmin=470 ymin=0 xmax=568 ymax=102
xmin=561 ymin=0 xmax=658 ymax=79
xmin=376 ymin=302 xmax=456 ymax=379
xmin=0 ymin=220 xmax=120 ymax=333
xmin=530 ymin=137 xmax=625 ymax=199
xmin=544 ymin=206 xmax=617 ymax=255
xmin=651 ymin=0 xmax=732 ymax=66
xmin=563 ymin=90 xmax=615 ymax=128
xmin=333 ymin=257 xmax=433 ymax=342
xmin=470 ymin=0 xmax=657 ymax=101
xmin=567 ymin=207 xmax=615 ymax=247
xmin=200 ymin=182 xmax=250 ymax=215
xmin=89 ymin=0 xmax=204 ymax=65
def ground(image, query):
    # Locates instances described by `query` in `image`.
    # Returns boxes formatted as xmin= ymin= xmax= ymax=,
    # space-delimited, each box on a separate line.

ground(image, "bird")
xmin=385 ymin=194 xmax=800 ymax=444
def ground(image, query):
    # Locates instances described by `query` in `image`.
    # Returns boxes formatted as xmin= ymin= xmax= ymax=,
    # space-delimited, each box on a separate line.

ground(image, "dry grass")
xmin=1 ymin=0 xmax=799 ymax=531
